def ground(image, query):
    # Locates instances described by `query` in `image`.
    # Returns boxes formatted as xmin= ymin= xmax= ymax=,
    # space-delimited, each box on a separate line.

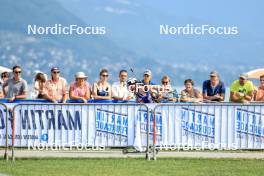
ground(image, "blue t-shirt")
xmin=202 ymin=80 xmax=225 ymax=97
xmin=136 ymin=80 xmax=156 ymax=103
xmin=141 ymin=80 xmax=155 ymax=85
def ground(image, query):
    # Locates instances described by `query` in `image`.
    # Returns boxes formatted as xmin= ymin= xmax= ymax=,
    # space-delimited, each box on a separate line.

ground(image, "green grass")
xmin=0 ymin=158 xmax=264 ymax=176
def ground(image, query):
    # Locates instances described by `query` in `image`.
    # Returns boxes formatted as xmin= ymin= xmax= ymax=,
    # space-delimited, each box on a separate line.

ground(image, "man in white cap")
xmin=135 ymin=69 xmax=156 ymax=103
xmin=43 ymin=67 xmax=68 ymax=103
xmin=69 ymin=72 xmax=90 ymax=103
xmin=230 ymin=73 xmax=254 ymax=103
xmin=142 ymin=69 xmax=155 ymax=85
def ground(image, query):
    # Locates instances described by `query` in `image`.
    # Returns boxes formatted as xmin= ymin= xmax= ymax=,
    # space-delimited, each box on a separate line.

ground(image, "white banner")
xmin=151 ymin=105 xmax=264 ymax=149
xmin=1 ymin=103 xmax=264 ymax=150
xmin=0 ymin=104 xmax=9 ymax=147
xmin=0 ymin=104 xmax=148 ymax=149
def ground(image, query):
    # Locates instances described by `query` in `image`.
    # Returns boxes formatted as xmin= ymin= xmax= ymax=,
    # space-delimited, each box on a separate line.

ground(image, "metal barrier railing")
xmin=3 ymin=102 xmax=264 ymax=161
xmin=0 ymin=103 xmax=9 ymax=160
xmin=152 ymin=103 xmax=264 ymax=160
xmin=11 ymin=103 xmax=151 ymax=160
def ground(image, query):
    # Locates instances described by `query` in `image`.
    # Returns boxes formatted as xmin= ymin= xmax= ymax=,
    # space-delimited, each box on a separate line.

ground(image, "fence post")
xmin=151 ymin=104 xmax=163 ymax=160
xmin=11 ymin=105 xmax=16 ymax=161
xmin=1 ymin=103 xmax=9 ymax=160
xmin=146 ymin=104 xmax=150 ymax=160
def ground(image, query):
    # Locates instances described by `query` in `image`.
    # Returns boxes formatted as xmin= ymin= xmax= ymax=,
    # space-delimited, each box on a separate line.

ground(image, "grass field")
xmin=0 ymin=158 xmax=264 ymax=176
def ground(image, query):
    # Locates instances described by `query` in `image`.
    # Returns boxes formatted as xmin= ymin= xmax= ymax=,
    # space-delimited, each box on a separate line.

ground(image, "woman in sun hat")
xmin=69 ymin=72 xmax=91 ymax=103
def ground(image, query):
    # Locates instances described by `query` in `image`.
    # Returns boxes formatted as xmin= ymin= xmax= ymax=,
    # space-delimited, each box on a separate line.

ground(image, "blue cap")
xmin=51 ymin=67 xmax=60 ymax=72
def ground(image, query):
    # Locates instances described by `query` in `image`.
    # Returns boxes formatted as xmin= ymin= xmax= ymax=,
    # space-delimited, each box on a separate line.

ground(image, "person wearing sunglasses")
xmin=254 ymin=75 xmax=264 ymax=101
xmin=1 ymin=72 xmax=9 ymax=82
xmin=43 ymin=67 xmax=68 ymax=103
xmin=0 ymin=72 xmax=8 ymax=98
xmin=135 ymin=69 xmax=156 ymax=103
xmin=0 ymin=72 xmax=9 ymax=98
xmin=230 ymin=73 xmax=254 ymax=103
xmin=2 ymin=65 xmax=28 ymax=102
xmin=157 ymin=75 xmax=178 ymax=103
xmin=69 ymin=72 xmax=91 ymax=103
xmin=92 ymin=69 xmax=111 ymax=100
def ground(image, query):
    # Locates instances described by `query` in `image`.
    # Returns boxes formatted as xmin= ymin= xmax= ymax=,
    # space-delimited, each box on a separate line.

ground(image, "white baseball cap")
xmin=239 ymin=73 xmax=248 ymax=80
xmin=75 ymin=72 xmax=87 ymax=79
xmin=143 ymin=69 xmax=152 ymax=76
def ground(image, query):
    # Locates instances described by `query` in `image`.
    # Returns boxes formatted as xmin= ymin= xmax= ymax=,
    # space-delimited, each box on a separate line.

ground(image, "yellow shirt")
xmin=230 ymin=80 xmax=254 ymax=94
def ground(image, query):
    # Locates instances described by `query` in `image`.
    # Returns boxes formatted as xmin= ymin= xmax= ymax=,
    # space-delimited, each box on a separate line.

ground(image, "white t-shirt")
xmin=112 ymin=81 xmax=134 ymax=100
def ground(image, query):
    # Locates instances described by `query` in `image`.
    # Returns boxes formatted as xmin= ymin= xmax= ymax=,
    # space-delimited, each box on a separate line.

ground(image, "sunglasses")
xmin=101 ymin=74 xmax=108 ymax=77
xmin=162 ymin=81 xmax=169 ymax=84
xmin=144 ymin=74 xmax=150 ymax=77
xmin=1 ymin=75 xmax=7 ymax=78
xmin=52 ymin=71 xmax=60 ymax=74
xmin=14 ymin=71 xmax=21 ymax=74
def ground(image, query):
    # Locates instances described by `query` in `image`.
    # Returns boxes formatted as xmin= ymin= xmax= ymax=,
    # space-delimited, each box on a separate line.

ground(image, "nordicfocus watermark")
xmin=160 ymin=24 xmax=239 ymax=35
xmin=156 ymin=143 xmax=238 ymax=151
xmin=27 ymin=141 xmax=106 ymax=151
xmin=27 ymin=24 xmax=106 ymax=35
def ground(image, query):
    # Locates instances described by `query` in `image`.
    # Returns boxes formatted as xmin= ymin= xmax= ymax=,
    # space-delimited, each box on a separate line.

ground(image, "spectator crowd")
xmin=0 ymin=65 xmax=264 ymax=103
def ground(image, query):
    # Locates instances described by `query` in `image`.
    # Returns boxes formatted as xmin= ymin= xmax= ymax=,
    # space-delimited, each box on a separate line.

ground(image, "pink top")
xmin=44 ymin=77 xmax=68 ymax=100
xmin=70 ymin=82 xmax=90 ymax=97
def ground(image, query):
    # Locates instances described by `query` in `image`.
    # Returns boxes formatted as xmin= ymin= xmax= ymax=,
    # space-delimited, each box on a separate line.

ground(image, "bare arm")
xmin=203 ymin=93 xmax=224 ymax=101
xmin=0 ymin=90 xmax=4 ymax=99
xmin=230 ymin=92 xmax=241 ymax=102
xmin=15 ymin=92 xmax=27 ymax=99
xmin=69 ymin=88 xmax=90 ymax=101
xmin=244 ymin=91 xmax=253 ymax=101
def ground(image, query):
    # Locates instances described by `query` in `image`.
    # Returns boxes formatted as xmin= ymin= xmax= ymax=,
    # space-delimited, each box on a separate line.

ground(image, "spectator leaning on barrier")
xmin=0 ymin=83 xmax=3 ymax=98
xmin=202 ymin=71 xmax=225 ymax=102
xmin=112 ymin=70 xmax=134 ymax=101
xmin=254 ymin=75 xmax=264 ymax=101
xmin=92 ymin=69 xmax=112 ymax=100
xmin=2 ymin=65 xmax=28 ymax=102
xmin=136 ymin=69 xmax=156 ymax=103
xmin=69 ymin=72 xmax=90 ymax=103
xmin=1 ymin=72 xmax=9 ymax=97
xmin=180 ymin=79 xmax=203 ymax=103
xmin=230 ymin=73 xmax=254 ymax=103
xmin=1 ymin=71 xmax=9 ymax=83
xmin=32 ymin=72 xmax=47 ymax=99
xmin=43 ymin=67 xmax=68 ymax=103
xmin=157 ymin=75 xmax=178 ymax=103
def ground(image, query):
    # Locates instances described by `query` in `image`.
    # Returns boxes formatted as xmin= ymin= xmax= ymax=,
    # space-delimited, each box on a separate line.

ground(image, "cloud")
xmin=103 ymin=6 xmax=136 ymax=15
xmin=114 ymin=0 xmax=131 ymax=5
xmin=114 ymin=0 xmax=140 ymax=7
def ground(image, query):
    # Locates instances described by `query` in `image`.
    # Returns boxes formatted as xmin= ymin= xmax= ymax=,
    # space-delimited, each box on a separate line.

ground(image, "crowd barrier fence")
xmin=152 ymin=103 xmax=264 ymax=160
xmin=1 ymin=101 xmax=264 ymax=161
xmin=1 ymin=102 xmax=150 ymax=160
